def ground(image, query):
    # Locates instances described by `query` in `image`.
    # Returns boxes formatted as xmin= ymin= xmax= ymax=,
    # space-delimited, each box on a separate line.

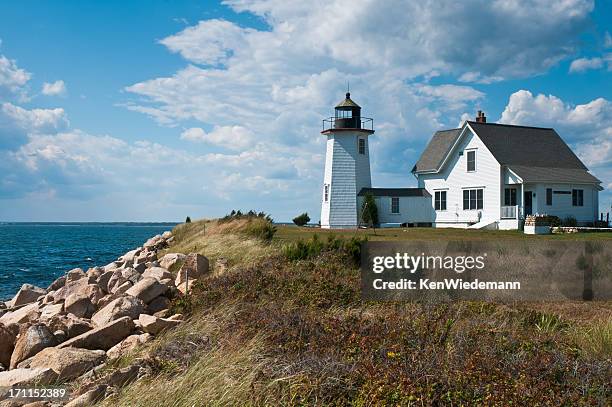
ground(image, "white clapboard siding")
xmin=418 ymin=126 xmax=501 ymax=227
xmin=321 ymin=131 xmax=372 ymax=228
xmin=357 ymin=195 xmax=433 ymax=225
xmin=528 ymin=183 xmax=599 ymax=223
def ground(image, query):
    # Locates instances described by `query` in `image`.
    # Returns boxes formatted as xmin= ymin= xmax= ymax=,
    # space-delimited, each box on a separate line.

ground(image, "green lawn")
xmin=274 ymin=224 xmax=612 ymax=242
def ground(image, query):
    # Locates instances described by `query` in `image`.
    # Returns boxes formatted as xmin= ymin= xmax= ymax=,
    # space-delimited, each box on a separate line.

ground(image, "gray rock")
xmin=58 ymin=316 xmax=134 ymax=351
xmin=0 ymin=302 xmax=40 ymax=326
xmin=146 ymin=296 xmax=170 ymax=314
xmin=0 ymin=323 xmax=19 ymax=367
xmin=91 ymin=295 xmax=144 ymax=328
xmin=39 ymin=303 xmax=64 ymax=320
xmin=47 ymin=275 xmax=66 ymax=291
xmin=47 ymin=314 xmax=93 ymax=339
xmin=29 ymin=347 xmax=106 ymax=381
xmin=53 ymin=330 xmax=67 ymax=344
xmin=64 ymin=294 xmax=95 ymax=319
xmin=142 ymin=267 xmax=172 ymax=281
xmin=11 ymin=284 xmax=46 ymax=307
xmin=64 ymin=384 xmax=107 ymax=407
xmin=126 ymin=277 xmax=168 ymax=304
xmin=138 ymin=314 xmax=181 ymax=335
xmin=10 ymin=323 xmax=57 ymax=369
xmin=0 ymin=368 xmax=58 ymax=387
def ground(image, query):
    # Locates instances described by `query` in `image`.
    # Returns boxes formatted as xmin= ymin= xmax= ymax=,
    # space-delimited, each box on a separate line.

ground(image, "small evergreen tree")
xmin=185 ymin=216 xmax=192 ymax=223
xmin=292 ymin=212 xmax=311 ymax=226
xmin=360 ymin=193 xmax=378 ymax=228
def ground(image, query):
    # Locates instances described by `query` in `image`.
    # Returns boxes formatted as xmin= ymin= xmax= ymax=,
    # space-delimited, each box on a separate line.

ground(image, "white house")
xmin=320 ymin=94 xmax=603 ymax=230
xmin=412 ymin=112 xmax=603 ymax=229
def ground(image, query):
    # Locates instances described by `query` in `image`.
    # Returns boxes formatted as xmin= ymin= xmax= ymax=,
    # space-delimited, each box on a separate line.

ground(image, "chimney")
xmin=475 ymin=110 xmax=486 ymax=123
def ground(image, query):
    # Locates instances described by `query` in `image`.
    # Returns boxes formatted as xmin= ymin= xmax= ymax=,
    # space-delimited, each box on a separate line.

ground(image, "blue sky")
xmin=0 ymin=0 xmax=610 ymax=222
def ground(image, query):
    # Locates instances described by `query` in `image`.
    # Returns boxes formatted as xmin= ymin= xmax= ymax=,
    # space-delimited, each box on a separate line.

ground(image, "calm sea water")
xmin=0 ymin=223 xmax=177 ymax=301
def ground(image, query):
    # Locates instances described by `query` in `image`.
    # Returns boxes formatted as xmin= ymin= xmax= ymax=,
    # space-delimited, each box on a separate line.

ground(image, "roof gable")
xmin=412 ymin=128 xmax=461 ymax=173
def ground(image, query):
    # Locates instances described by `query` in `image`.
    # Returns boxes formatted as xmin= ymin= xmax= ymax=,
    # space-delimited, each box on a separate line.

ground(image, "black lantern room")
xmin=322 ymin=92 xmax=374 ymax=133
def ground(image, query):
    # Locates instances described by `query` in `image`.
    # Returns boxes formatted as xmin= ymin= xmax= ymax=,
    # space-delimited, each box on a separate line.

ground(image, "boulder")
xmin=0 ymin=368 xmax=58 ymax=387
xmin=0 ymin=323 xmax=19 ymax=367
xmin=96 ymin=271 xmax=114 ymax=293
xmin=119 ymin=249 xmax=141 ymax=264
xmin=53 ymin=330 xmax=67 ymax=344
xmin=126 ymin=277 xmax=168 ymax=304
xmin=0 ymin=303 xmax=40 ymax=326
xmin=133 ymin=262 xmax=146 ymax=274
xmin=29 ymin=347 xmax=106 ymax=381
xmin=47 ymin=275 xmax=66 ymax=292
xmin=113 ymin=281 xmax=133 ymax=296
xmin=65 ymin=268 xmax=86 ymax=283
xmin=175 ymin=254 xmax=209 ymax=286
xmin=162 ymin=231 xmax=172 ymax=239
xmin=106 ymin=333 xmax=152 ymax=360
xmin=167 ymin=314 xmax=184 ymax=321
xmin=159 ymin=253 xmax=186 ymax=270
xmin=58 ymin=316 xmax=134 ymax=351
xmin=91 ymin=295 xmax=144 ymax=328
xmin=146 ymin=296 xmax=169 ymax=314
xmin=143 ymin=235 xmax=163 ymax=249
xmin=107 ymin=271 xmax=127 ymax=294
xmin=47 ymin=314 xmax=92 ymax=339
xmin=86 ymin=266 xmax=104 ymax=280
xmin=53 ymin=277 xmax=95 ymax=303
xmin=64 ymin=384 xmax=107 ymax=407
xmin=176 ymin=279 xmax=198 ymax=295
xmin=104 ymin=260 xmax=123 ymax=273
xmin=64 ymin=294 xmax=95 ymax=319
xmin=121 ymin=267 xmax=141 ymax=284
xmin=142 ymin=267 xmax=172 ymax=281
xmin=106 ymin=364 xmax=140 ymax=387
xmin=11 ymin=284 xmax=46 ymax=307
xmin=10 ymin=324 xmax=57 ymax=369
xmin=138 ymin=314 xmax=181 ymax=335
xmin=39 ymin=303 xmax=64 ymax=320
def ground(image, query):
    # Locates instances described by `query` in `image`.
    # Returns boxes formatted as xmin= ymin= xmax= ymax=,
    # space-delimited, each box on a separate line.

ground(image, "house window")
xmin=324 ymin=184 xmax=329 ymax=202
xmin=504 ymin=188 xmax=517 ymax=206
xmin=546 ymin=188 xmax=553 ymax=205
xmin=466 ymin=150 xmax=476 ymax=172
xmin=463 ymin=188 xmax=483 ymax=210
xmin=435 ymin=191 xmax=447 ymax=211
xmin=391 ymin=197 xmax=400 ymax=214
xmin=572 ymin=189 xmax=583 ymax=206
xmin=358 ymin=138 xmax=366 ymax=155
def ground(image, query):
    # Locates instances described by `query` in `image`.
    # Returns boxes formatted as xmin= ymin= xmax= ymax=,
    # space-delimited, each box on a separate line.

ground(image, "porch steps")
xmin=467 ymin=219 xmax=499 ymax=230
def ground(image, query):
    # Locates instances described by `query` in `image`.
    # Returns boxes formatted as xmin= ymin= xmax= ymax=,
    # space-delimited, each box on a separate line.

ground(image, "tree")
xmin=360 ymin=193 xmax=378 ymax=228
xmin=185 ymin=216 xmax=192 ymax=223
xmin=292 ymin=212 xmax=311 ymax=226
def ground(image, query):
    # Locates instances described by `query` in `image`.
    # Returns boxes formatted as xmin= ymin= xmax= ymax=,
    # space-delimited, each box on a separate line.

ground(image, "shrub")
xmin=360 ymin=193 xmax=378 ymax=227
xmin=563 ymin=216 xmax=577 ymax=227
xmin=544 ymin=215 xmax=561 ymax=227
xmin=244 ymin=218 xmax=277 ymax=241
xmin=283 ymin=234 xmax=367 ymax=263
xmin=292 ymin=212 xmax=311 ymax=226
xmin=185 ymin=216 xmax=192 ymax=223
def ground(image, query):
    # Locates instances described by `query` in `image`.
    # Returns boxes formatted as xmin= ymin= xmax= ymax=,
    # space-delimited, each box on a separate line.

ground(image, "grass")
xmin=274 ymin=225 xmax=612 ymax=242
xmin=99 ymin=217 xmax=611 ymax=406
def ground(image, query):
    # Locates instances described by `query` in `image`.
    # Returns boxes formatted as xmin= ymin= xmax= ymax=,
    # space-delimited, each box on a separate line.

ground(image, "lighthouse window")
xmin=324 ymin=184 xmax=329 ymax=202
xmin=358 ymin=138 xmax=365 ymax=155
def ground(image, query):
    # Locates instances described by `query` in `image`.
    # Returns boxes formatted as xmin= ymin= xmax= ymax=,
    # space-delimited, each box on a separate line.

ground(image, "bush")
xmin=292 ymin=212 xmax=311 ymax=226
xmin=563 ymin=216 xmax=577 ymax=227
xmin=360 ymin=193 xmax=378 ymax=227
xmin=544 ymin=215 xmax=561 ymax=227
xmin=245 ymin=220 xmax=277 ymax=242
xmin=283 ymin=234 xmax=367 ymax=263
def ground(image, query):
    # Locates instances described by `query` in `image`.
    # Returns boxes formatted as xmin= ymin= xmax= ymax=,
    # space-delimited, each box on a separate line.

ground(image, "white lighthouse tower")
xmin=320 ymin=92 xmax=374 ymax=228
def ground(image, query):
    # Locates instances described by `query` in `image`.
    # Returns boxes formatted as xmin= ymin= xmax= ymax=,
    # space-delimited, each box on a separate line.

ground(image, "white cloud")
xmin=0 ymin=55 xmax=30 ymax=94
xmin=180 ymin=125 xmax=255 ymax=150
xmin=41 ymin=80 xmax=67 ymax=96
xmin=569 ymin=57 xmax=603 ymax=72
xmin=1 ymin=102 xmax=69 ymax=134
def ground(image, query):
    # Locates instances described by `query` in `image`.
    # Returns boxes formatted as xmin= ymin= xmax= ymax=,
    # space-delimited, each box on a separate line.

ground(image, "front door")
xmin=524 ymin=191 xmax=533 ymax=216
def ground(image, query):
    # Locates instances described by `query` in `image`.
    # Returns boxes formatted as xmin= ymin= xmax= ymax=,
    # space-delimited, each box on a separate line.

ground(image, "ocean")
xmin=0 ymin=223 xmax=177 ymax=301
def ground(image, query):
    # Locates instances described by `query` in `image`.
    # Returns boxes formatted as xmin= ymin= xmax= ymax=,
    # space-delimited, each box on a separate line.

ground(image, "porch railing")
xmin=501 ymin=205 xmax=518 ymax=219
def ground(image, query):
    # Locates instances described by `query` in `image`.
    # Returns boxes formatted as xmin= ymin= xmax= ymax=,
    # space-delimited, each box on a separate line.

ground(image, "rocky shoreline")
xmin=0 ymin=230 xmax=208 ymax=406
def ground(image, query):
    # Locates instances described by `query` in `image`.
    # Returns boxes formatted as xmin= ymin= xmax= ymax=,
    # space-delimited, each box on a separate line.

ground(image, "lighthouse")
xmin=320 ymin=92 xmax=374 ymax=228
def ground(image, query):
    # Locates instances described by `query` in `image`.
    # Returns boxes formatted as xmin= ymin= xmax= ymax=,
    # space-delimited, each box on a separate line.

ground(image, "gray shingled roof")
xmin=413 ymin=122 xmax=600 ymax=186
xmin=468 ymin=121 xmax=587 ymax=169
xmin=508 ymin=165 xmax=601 ymax=184
xmin=358 ymin=188 xmax=431 ymax=197
xmin=412 ymin=128 xmax=461 ymax=172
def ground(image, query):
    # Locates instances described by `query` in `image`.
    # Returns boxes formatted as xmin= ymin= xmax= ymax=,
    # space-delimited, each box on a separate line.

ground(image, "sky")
xmin=0 ymin=0 xmax=611 ymax=222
